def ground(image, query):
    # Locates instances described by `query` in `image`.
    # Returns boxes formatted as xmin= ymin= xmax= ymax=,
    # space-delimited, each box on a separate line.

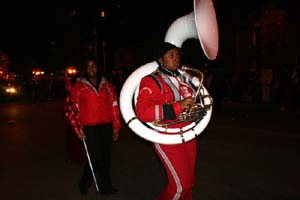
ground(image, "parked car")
xmin=0 ymin=80 xmax=23 ymax=101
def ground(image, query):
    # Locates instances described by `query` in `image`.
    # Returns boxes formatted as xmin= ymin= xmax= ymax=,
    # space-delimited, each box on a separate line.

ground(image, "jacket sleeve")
xmin=135 ymin=76 xmax=182 ymax=123
xmin=108 ymin=83 xmax=121 ymax=132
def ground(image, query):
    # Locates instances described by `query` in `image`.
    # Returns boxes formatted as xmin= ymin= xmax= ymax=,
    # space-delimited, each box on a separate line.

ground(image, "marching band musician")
xmin=135 ymin=42 xmax=205 ymax=200
xmin=67 ymin=56 xmax=121 ymax=196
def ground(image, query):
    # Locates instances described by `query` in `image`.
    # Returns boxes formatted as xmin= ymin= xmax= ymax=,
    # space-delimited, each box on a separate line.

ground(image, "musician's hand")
xmin=77 ymin=129 xmax=86 ymax=140
xmin=113 ymin=130 xmax=119 ymax=142
xmin=178 ymin=97 xmax=196 ymax=111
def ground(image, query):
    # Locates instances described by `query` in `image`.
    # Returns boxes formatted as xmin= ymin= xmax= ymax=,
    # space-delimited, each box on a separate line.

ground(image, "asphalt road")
xmin=0 ymin=99 xmax=299 ymax=200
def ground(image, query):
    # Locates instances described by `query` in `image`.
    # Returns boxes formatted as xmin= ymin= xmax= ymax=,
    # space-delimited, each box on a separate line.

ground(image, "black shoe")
xmin=79 ymin=188 xmax=87 ymax=196
xmin=99 ymin=188 xmax=119 ymax=195
xmin=79 ymin=184 xmax=89 ymax=196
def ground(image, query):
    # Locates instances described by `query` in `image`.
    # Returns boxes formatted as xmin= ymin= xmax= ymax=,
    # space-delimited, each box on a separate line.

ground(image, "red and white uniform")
xmin=135 ymin=68 xmax=197 ymax=200
xmin=70 ymin=77 xmax=121 ymax=133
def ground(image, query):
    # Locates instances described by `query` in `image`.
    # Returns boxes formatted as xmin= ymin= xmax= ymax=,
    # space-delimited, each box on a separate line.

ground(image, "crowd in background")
xmin=2 ymin=63 xmax=299 ymax=116
xmin=211 ymin=64 xmax=300 ymax=115
xmin=30 ymin=74 xmax=65 ymax=103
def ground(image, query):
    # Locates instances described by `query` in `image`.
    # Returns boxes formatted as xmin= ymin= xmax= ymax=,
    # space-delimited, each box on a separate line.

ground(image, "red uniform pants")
xmin=153 ymin=139 xmax=197 ymax=200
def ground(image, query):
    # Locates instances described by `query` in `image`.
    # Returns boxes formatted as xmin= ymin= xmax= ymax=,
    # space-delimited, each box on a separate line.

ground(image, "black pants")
xmin=79 ymin=123 xmax=113 ymax=193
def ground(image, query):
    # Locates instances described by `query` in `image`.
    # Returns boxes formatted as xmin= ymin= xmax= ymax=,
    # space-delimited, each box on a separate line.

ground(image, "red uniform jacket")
xmin=69 ymin=77 xmax=121 ymax=134
xmin=135 ymin=68 xmax=195 ymax=130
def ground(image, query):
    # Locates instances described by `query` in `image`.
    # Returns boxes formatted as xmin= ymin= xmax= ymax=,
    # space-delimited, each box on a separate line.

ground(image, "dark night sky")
xmin=0 ymin=0 xmax=273 ymax=71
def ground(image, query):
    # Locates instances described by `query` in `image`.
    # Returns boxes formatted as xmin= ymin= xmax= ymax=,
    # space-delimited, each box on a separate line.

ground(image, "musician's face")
xmin=160 ymin=48 xmax=181 ymax=71
xmin=86 ymin=60 xmax=98 ymax=78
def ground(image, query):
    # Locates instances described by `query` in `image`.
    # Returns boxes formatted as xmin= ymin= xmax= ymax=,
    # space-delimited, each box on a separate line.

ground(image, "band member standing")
xmin=135 ymin=42 xmax=202 ymax=200
xmin=67 ymin=56 xmax=121 ymax=196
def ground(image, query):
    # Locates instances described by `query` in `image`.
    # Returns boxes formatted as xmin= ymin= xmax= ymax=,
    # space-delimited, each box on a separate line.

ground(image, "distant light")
xmin=66 ymin=66 xmax=78 ymax=74
xmin=6 ymin=87 xmax=17 ymax=94
xmin=32 ymin=69 xmax=45 ymax=76
xmin=101 ymin=10 xmax=105 ymax=18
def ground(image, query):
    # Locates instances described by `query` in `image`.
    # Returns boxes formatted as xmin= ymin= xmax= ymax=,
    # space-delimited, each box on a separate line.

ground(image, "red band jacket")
xmin=135 ymin=67 xmax=197 ymax=130
xmin=68 ymin=77 xmax=121 ymax=134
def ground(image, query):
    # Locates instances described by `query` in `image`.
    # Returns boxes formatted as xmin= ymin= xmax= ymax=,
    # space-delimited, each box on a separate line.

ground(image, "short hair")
xmin=80 ymin=55 xmax=102 ymax=80
xmin=156 ymin=42 xmax=179 ymax=59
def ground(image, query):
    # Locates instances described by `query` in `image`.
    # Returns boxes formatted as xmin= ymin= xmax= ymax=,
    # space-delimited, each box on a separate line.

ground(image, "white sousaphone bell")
xmin=119 ymin=0 xmax=219 ymax=144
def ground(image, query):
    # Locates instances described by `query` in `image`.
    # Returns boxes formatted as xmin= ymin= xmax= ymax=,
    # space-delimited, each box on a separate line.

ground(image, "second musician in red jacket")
xmin=135 ymin=42 xmax=198 ymax=200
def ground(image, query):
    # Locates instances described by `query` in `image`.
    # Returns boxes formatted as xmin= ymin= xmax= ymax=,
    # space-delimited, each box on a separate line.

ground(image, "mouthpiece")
xmin=181 ymin=65 xmax=190 ymax=71
xmin=179 ymin=65 xmax=201 ymax=87
xmin=181 ymin=65 xmax=199 ymax=73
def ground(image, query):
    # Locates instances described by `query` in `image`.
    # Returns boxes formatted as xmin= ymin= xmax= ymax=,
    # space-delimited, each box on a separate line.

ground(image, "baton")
xmin=82 ymin=139 xmax=99 ymax=192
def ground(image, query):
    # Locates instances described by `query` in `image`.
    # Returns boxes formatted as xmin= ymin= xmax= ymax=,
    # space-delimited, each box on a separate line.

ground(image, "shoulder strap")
xmin=146 ymin=70 xmax=163 ymax=92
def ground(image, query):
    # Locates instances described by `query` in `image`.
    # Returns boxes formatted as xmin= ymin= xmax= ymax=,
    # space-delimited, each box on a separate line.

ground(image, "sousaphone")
xmin=119 ymin=0 xmax=219 ymax=144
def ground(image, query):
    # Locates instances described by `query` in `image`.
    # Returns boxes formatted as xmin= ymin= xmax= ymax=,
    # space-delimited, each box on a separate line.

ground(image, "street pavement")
xmin=0 ymin=99 xmax=299 ymax=200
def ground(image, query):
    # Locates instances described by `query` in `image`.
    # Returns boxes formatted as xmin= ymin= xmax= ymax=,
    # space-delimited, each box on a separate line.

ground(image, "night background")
xmin=0 ymin=1 xmax=300 ymax=200
xmin=0 ymin=0 xmax=299 ymax=108
xmin=1 ymin=0 xmax=298 ymax=75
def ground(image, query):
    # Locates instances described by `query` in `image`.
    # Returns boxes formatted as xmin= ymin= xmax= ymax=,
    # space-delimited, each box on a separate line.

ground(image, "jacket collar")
xmin=158 ymin=65 xmax=180 ymax=77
